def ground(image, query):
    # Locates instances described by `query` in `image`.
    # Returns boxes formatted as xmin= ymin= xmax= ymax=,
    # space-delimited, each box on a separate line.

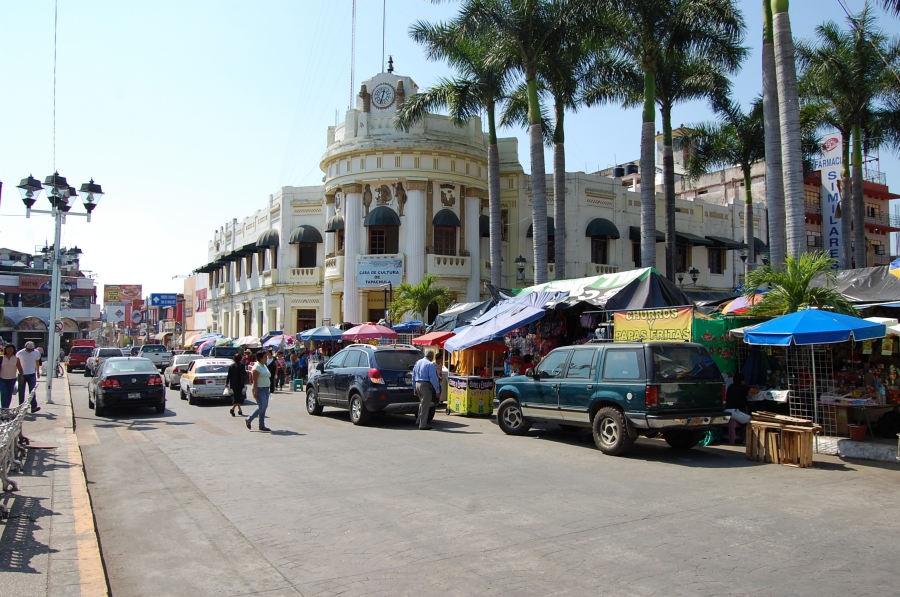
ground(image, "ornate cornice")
xmin=406 ymin=180 xmax=428 ymax=191
xmin=342 ymin=183 xmax=363 ymax=194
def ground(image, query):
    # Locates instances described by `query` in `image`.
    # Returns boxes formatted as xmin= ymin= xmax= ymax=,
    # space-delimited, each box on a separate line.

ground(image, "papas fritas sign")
xmin=613 ymin=307 xmax=692 ymax=342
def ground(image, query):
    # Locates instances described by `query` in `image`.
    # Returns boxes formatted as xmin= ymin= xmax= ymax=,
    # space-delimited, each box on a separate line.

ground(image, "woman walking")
xmin=246 ymin=351 xmax=271 ymax=432
xmin=275 ymin=351 xmax=287 ymax=391
xmin=0 ymin=344 xmax=22 ymax=409
xmin=226 ymin=352 xmax=246 ymax=417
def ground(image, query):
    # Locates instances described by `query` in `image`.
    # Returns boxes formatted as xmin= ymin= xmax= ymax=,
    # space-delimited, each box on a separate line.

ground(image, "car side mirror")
xmin=526 ymin=368 xmax=537 ymax=379
xmin=316 ymin=362 xmax=324 ymax=373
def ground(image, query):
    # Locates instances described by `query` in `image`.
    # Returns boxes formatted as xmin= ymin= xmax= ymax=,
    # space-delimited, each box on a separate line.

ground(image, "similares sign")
xmin=813 ymin=133 xmax=844 ymax=264
xmin=613 ymin=307 xmax=692 ymax=342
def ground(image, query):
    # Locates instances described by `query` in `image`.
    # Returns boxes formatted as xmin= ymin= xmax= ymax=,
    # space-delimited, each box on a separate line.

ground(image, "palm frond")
xmin=744 ymin=252 xmax=857 ymax=316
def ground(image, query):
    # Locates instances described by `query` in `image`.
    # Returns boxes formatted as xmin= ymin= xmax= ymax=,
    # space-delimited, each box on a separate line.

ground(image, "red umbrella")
xmin=411 ymin=331 xmax=455 ymax=347
xmin=341 ymin=324 xmax=398 ymax=341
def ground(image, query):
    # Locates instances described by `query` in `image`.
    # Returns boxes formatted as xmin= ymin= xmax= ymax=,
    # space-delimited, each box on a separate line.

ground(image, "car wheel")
xmin=155 ymin=401 xmax=165 ymax=414
xmin=592 ymin=407 xmax=634 ymax=456
xmin=94 ymin=398 xmax=105 ymax=417
xmin=88 ymin=394 xmax=94 ymax=409
xmin=180 ymin=388 xmax=187 ymax=401
xmin=663 ymin=430 xmax=704 ymax=450
xmin=349 ymin=394 xmax=369 ymax=426
xmin=427 ymin=404 xmax=436 ymax=423
xmin=188 ymin=392 xmax=197 ymax=406
xmin=497 ymin=398 xmax=532 ymax=436
xmin=306 ymin=387 xmax=323 ymax=415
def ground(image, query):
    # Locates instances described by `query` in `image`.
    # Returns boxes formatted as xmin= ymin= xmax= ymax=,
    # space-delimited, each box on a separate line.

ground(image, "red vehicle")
xmin=67 ymin=340 xmax=97 ymax=373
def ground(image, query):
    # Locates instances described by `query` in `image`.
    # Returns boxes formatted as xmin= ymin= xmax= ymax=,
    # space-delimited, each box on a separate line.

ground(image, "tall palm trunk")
xmin=851 ymin=123 xmax=866 ymax=267
xmin=771 ymin=0 xmax=805 ymax=259
xmin=840 ymin=137 xmax=852 ymax=269
xmin=527 ymin=71 xmax=549 ymax=285
xmin=553 ymin=101 xmax=566 ymax=280
xmin=742 ymin=167 xmax=754 ymax=279
xmin=762 ymin=0 xmax=785 ymax=267
xmin=661 ymin=104 xmax=676 ymax=282
xmin=487 ymin=102 xmax=502 ymax=288
xmin=640 ymin=67 xmax=657 ymax=269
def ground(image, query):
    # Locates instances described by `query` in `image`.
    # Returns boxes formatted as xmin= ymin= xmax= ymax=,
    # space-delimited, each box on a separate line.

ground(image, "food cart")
xmin=446 ymin=340 xmax=506 ymax=416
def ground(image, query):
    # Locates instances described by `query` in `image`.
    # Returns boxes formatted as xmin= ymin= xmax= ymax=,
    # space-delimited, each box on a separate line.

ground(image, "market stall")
xmin=446 ymin=340 xmax=506 ymax=416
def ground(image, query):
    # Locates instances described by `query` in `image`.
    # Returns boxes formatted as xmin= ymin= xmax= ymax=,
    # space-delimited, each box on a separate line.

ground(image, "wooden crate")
xmin=746 ymin=417 xmax=821 ymax=468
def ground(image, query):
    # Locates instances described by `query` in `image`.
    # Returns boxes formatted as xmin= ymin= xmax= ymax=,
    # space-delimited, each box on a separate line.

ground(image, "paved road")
xmin=69 ymin=374 xmax=900 ymax=597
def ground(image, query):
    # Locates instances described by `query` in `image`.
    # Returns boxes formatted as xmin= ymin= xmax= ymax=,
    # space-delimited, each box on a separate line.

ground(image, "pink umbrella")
xmin=342 ymin=324 xmax=398 ymax=341
xmin=721 ymin=292 xmax=765 ymax=315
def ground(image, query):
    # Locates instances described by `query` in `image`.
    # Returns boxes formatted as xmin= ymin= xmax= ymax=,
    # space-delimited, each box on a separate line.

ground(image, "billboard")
xmin=613 ymin=307 xmax=692 ymax=342
xmin=194 ymin=288 xmax=207 ymax=313
xmin=103 ymin=284 xmax=142 ymax=303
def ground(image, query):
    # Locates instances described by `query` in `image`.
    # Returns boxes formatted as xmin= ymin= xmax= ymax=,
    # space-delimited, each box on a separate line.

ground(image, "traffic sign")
xmin=54 ymin=320 xmax=64 ymax=333
xmin=149 ymin=293 xmax=178 ymax=307
xmin=131 ymin=311 xmax=142 ymax=324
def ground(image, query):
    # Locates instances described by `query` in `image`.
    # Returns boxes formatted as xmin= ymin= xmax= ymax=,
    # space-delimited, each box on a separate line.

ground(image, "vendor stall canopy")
xmin=811 ymin=265 xmax=900 ymax=306
xmin=743 ymin=309 xmax=887 ymax=346
xmin=428 ymin=299 xmax=494 ymax=332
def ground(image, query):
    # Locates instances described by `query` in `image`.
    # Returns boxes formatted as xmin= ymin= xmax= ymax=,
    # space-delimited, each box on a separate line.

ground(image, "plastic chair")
xmin=291 ymin=378 xmax=304 ymax=392
xmin=723 ymin=419 xmax=742 ymax=445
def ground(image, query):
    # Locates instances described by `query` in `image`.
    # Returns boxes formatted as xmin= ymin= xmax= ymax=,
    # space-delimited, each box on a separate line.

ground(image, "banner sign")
xmin=613 ymin=307 xmax=692 ymax=342
xmin=103 ymin=284 xmax=142 ymax=303
xmin=813 ymin=133 xmax=843 ymax=264
xmin=357 ymin=257 xmax=404 ymax=288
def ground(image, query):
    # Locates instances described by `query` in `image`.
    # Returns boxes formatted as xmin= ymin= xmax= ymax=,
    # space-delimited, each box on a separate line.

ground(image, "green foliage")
xmin=389 ymin=274 xmax=456 ymax=323
xmin=744 ymin=252 xmax=857 ymax=316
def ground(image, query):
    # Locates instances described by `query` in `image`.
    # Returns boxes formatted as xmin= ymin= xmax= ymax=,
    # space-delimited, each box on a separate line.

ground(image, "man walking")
xmin=17 ymin=341 xmax=42 ymax=413
xmin=412 ymin=350 xmax=440 ymax=430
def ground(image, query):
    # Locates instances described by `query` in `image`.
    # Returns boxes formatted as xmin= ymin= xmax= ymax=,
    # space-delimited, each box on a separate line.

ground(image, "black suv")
xmin=306 ymin=345 xmax=431 ymax=425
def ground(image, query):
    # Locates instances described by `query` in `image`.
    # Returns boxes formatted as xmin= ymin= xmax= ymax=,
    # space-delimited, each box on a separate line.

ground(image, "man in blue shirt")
xmin=412 ymin=350 xmax=440 ymax=430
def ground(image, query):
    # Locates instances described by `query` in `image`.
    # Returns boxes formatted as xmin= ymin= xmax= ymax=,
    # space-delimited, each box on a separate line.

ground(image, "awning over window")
xmin=585 ymin=218 xmax=620 ymax=239
xmin=479 ymin=214 xmax=489 ymax=238
xmin=364 ymin=206 xmax=401 ymax=227
xmin=629 ymin=226 xmax=664 ymax=242
xmin=676 ymin=232 xmax=714 ymax=246
xmin=289 ymin=225 xmax=323 ymax=244
xmin=705 ymin=236 xmax=743 ymax=249
xmin=325 ymin=214 xmax=344 ymax=232
xmin=753 ymin=237 xmax=768 ymax=254
xmin=526 ymin=217 xmax=554 ymax=238
xmin=433 ymin=209 xmax=461 ymax=227
xmin=256 ymin=229 xmax=280 ymax=247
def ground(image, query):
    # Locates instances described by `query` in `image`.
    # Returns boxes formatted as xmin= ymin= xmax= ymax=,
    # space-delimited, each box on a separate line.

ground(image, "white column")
xmin=343 ymin=185 xmax=363 ymax=323
xmin=322 ymin=280 xmax=332 ymax=324
xmin=405 ymin=181 xmax=427 ymax=286
xmin=465 ymin=193 xmax=482 ymax=301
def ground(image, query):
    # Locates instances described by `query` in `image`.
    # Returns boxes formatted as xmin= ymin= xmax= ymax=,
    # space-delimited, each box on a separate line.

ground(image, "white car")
xmin=163 ymin=354 xmax=203 ymax=389
xmin=84 ymin=348 xmax=125 ymax=377
xmin=179 ymin=358 xmax=239 ymax=405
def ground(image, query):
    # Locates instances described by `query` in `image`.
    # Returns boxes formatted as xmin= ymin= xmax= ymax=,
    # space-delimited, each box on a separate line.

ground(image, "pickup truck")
xmin=138 ymin=344 xmax=173 ymax=371
xmin=493 ymin=342 xmax=729 ymax=456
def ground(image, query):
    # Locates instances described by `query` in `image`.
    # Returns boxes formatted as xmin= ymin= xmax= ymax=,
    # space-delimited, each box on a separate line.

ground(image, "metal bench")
xmin=0 ymin=392 xmax=34 ymax=518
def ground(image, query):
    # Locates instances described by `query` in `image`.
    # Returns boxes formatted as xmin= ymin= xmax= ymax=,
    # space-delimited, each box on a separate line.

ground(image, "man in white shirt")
xmin=17 ymin=341 xmax=42 ymax=413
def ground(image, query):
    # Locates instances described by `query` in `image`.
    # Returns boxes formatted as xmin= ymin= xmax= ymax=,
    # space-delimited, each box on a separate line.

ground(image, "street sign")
xmin=149 ymin=293 xmax=178 ymax=307
xmin=131 ymin=311 xmax=143 ymax=324
xmin=54 ymin=320 xmax=64 ymax=333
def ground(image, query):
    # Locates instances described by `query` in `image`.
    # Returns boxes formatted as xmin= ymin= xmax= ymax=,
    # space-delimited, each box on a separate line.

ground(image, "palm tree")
xmin=603 ymin=0 xmax=745 ymax=272
xmin=762 ymin=0 xmax=786 ymax=267
xmin=678 ymin=96 xmax=765 ymax=279
xmin=744 ymin=252 xmax=856 ymax=316
xmin=796 ymin=5 xmax=900 ymax=268
xmin=397 ymin=20 xmax=512 ymax=289
xmin=880 ymin=0 xmax=900 ymax=15
xmin=389 ymin=274 xmax=456 ymax=324
xmin=770 ymin=0 xmax=805 ymax=259
xmin=458 ymin=0 xmax=593 ymax=284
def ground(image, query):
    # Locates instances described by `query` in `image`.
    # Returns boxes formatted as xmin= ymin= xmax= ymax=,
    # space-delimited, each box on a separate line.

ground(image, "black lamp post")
xmin=514 ymin=255 xmax=526 ymax=282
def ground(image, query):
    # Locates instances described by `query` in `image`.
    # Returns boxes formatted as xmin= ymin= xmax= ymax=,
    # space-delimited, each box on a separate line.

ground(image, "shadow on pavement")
xmin=0 ymin=450 xmax=58 ymax=574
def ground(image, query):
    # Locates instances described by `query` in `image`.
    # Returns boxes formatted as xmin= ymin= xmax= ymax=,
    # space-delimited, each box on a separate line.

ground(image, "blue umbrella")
xmin=193 ymin=332 xmax=223 ymax=347
xmin=391 ymin=321 xmax=423 ymax=334
xmin=298 ymin=326 xmax=344 ymax=341
xmin=743 ymin=309 xmax=886 ymax=346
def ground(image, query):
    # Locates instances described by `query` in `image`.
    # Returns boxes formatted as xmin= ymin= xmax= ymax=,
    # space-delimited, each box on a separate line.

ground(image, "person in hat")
xmin=17 ymin=341 xmax=42 ymax=413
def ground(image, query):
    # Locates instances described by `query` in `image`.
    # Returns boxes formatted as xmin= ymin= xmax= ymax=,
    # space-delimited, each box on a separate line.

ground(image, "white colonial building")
xmin=199 ymin=68 xmax=766 ymax=337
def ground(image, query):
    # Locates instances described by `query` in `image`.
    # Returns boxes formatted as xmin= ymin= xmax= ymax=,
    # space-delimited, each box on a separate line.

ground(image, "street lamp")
xmin=676 ymin=268 xmax=700 ymax=289
xmin=381 ymin=282 xmax=393 ymax=325
xmin=17 ymin=172 xmax=104 ymax=404
xmin=514 ymin=255 xmax=527 ymax=282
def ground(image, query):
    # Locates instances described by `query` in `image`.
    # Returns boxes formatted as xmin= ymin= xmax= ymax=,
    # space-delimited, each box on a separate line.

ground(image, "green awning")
xmin=256 ymin=229 xmax=280 ymax=247
xmin=526 ymin=217 xmax=554 ymax=238
xmin=585 ymin=218 xmax=620 ymax=239
xmin=289 ymin=225 xmax=323 ymax=244
xmin=676 ymin=232 xmax=714 ymax=246
xmin=325 ymin=214 xmax=344 ymax=232
xmin=629 ymin=226 xmax=664 ymax=242
xmin=705 ymin=236 xmax=743 ymax=249
xmin=433 ymin=209 xmax=461 ymax=227
xmin=364 ymin=206 xmax=401 ymax=227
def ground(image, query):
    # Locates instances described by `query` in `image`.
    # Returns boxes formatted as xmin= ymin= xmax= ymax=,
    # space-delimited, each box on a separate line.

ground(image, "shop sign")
xmin=20 ymin=275 xmax=78 ymax=291
xmin=613 ymin=307 xmax=692 ymax=342
xmin=106 ymin=306 xmax=126 ymax=323
xmin=813 ymin=133 xmax=843 ymax=265
xmin=357 ymin=257 xmax=403 ymax=288
xmin=103 ymin=284 xmax=142 ymax=302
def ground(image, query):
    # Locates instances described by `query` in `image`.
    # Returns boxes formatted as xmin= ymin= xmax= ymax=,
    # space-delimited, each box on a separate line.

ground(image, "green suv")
xmin=493 ymin=342 xmax=729 ymax=456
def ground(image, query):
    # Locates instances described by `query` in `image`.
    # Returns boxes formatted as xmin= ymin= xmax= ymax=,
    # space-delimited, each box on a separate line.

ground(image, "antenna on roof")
xmin=350 ymin=0 xmax=356 ymax=108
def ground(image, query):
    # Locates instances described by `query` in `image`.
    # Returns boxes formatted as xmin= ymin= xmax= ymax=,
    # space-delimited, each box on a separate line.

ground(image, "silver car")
xmin=84 ymin=347 xmax=124 ymax=377
xmin=163 ymin=354 xmax=203 ymax=389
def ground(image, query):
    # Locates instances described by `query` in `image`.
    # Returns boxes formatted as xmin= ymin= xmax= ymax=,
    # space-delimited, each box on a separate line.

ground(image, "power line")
xmin=836 ymin=0 xmax=900 ymax=86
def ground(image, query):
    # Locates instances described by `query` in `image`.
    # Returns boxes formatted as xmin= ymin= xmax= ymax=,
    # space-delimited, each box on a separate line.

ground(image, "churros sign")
xmin=613 ymin=307 xmax=692 ymax=342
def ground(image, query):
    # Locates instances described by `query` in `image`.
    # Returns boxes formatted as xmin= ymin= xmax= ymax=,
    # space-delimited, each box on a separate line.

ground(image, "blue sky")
xmin=0 ymin=0 xmax=897 ymax=297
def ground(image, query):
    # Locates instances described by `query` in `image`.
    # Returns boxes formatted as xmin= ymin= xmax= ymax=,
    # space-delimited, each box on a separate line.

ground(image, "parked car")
xmin=85 ymin=347 xmax=125 ymax=377
xmin=88 ymin=357 xmax=165 ymax=416
xmin=179 ymin=358 xmax=237 ymax=405
xmin=493 ymin=342 xmax=729 ymax=456
xmin=67 ymin=344 xmax=95 ymax=372
xmin=163 ymin=354 xmax=204 ymax=389
xmin=306 ymin=344 xmax=429 ymax=425
xmin=138 ymin=344 xmax=172 ymax=370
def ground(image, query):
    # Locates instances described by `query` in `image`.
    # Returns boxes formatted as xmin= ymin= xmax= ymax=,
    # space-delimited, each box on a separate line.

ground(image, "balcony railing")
xmin=864 ymin=169 xmax=887 ymax=186
xmin=324 ymin=256 xmax=344 ymax=280
xmin=261 ymin=270 xmax=278 ymax=287
xmin=286 ymin=267 xmax=323 ymax=285
xmin=865 ymin=211 xmax=900 ymax=229
xmin=585 ymin=263 xmax=619 ymax=276
xmin=427 ymin=254 xmax=471 ymax=278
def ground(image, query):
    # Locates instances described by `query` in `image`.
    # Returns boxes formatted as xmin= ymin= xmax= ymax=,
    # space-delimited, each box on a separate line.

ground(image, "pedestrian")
xmin=226 ymin=352 xmax=246 ymax=417
xmin=265 ymin=348 xmax=277 ymax=392
xmin=276 ymin=351 xmax=287 ymax=391
xmin=17 ymin=341 xmax=42 ymax=413
xmin=298 ymin=351 xmax=308 ymax=383
xmin=288 ymin=351 xmax=298 ymax=381
xmin=412 ymin=350 xmax=440 ymax=430
xmin=0 ymin=344 xmax=23 ymax=409
xmin=246 ymin=351 xmax=272 ymax=432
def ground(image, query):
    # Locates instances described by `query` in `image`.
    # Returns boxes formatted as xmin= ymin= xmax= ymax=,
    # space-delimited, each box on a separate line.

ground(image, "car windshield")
xmin=105 ymin=360 xmax=157 ymax=374
xmin=373 ymin=350 xmax=422 ymax=371
xmin=174 ymin=355 xmax=200 ymax=365
xmin=212 ymin=347 xmax=239 ymax=357
xmin=71 ymin=347 xmax=93 ymax=355
xmin=195 ymin=365 xmax=229 ymax=374
xmin=651 ymin=346 xmax=721 ymax=382
xmin=98 ymin=349 xmax=122 ymax=357
xmin=141 ymin=346 xmax=166 ymax=353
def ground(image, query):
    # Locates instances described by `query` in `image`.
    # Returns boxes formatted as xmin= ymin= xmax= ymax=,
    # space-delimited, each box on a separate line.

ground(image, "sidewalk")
xmin=0 ymin=376 xmax=107 ymax=597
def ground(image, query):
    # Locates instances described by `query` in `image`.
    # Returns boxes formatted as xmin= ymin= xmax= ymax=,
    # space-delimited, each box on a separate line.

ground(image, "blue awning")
xmin=743 ymin=309 xmax=886 ymax=346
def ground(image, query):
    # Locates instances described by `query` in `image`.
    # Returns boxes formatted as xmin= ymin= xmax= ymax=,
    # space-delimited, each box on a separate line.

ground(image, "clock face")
xmin=372 ymin=84 xmax=395 ymax=108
